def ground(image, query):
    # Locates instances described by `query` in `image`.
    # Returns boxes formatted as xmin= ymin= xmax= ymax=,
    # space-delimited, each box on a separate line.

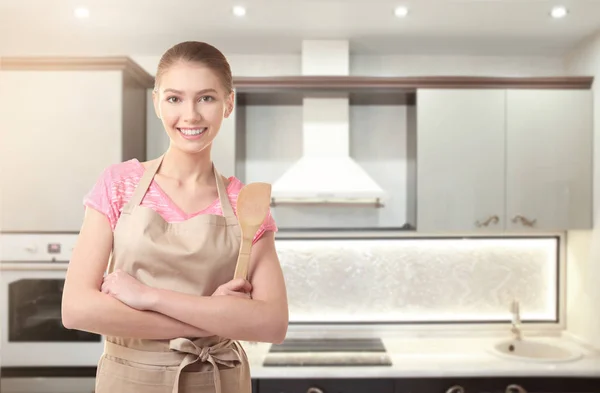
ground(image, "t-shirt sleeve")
xmin=252 ymin=209 xmax=278 ymax=244
xmin=82 ymin=167 xmax=120 ymax=230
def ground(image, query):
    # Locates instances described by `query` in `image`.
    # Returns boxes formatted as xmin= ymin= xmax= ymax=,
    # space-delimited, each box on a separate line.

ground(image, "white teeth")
xmin=178 ymin=128 xmax=206 ymax=136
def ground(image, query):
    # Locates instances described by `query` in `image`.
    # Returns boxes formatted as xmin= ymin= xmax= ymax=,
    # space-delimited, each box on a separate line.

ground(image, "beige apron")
xmin=94 ymin=155 xmax=251 ymax=393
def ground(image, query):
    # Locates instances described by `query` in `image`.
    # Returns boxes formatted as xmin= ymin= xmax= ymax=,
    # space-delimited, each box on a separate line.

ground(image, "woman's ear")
xmin=224 ymin=91 xmax=235 ymax=118
xmin=152 ymin=88 xmax=161 ymax=119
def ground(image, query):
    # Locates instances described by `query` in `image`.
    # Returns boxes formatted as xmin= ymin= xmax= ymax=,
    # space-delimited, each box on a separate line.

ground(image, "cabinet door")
xmin=506 ymin=90 xmax=593 ymax=231
xmin=259 ymin=378 xmax=395 ymax=393
xmin=0 ymin=70 xmax=123 ymax=232
xmin=416 ymin=89 xmax=506 ymax=232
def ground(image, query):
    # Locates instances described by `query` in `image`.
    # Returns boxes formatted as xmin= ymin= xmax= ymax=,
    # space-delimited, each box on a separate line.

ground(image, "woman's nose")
xmin=183 ymin=103 xmax=202 ymax=123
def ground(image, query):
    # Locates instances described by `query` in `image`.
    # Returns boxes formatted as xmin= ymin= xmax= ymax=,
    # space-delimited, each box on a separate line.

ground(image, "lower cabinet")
xmin=257 ymin=378 xmax=395 ymax=393
xmin=254 ymin=377 xmax=600 ymax=393
xmin=395 ymin=377 xmax=600 ymax=393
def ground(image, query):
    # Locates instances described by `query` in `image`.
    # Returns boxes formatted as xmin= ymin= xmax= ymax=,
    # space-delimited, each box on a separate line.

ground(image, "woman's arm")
xmin=148 ymin=232 xmax=289 ymax=343
xmin=142 ymin=231 xmax=289 ymax=343
xmin=61 ymin=207 xmax=212 ymax=339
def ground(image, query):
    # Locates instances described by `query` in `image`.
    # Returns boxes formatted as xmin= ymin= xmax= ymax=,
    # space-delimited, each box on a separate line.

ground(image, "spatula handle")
xmin=233 ymin=239 xmax=252 ymax=280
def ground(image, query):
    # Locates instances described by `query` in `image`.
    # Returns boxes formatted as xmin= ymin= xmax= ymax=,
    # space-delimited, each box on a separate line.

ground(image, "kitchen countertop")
xmin=2 ymin=334 xmax=598 ymax=393
xmin=240 ymin=335 xmax=600 ymax=379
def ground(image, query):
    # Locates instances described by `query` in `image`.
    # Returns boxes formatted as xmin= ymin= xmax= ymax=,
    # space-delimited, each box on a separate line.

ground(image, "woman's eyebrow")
xmin=163 ymin=88 xmax=218 ymax=95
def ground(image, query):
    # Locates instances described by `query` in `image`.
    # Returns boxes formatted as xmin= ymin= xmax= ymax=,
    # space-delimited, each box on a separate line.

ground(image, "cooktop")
xmin=263 ymin=338 xmax=392 ymax=367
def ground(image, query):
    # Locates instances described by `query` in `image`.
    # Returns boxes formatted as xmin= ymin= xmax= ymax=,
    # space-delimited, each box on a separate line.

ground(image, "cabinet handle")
xmin=511 ymin=215 xmax=537 ymax=227
xmin=475 ymin=215 xmax=499 ymax=227
xmin=505 ymin=384 xmax=527 ymax=393
xmin=445 ymin=385 xmax=465 ymax=393
xmin=307 ymin=388 xmax=324 ymax=393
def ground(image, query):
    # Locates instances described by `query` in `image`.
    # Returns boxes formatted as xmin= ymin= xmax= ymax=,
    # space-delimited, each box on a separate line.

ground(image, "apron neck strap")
xmin=123 ymin=155 xmax=164 ymax=214
xmin=124 ymin=155 xmax=235 ymax=219
xmin=213 ymin=165 xmax=235 ymax=219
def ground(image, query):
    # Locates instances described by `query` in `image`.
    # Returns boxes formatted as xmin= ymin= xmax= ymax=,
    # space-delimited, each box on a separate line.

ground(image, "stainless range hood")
xmin=270 ymin=40 xmax=387 ymax=207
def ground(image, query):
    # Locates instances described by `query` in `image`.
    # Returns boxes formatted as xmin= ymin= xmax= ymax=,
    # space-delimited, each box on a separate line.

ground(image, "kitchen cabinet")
xmin=255 ymin=377 xmax=600 ymax=393
xmin=416 ymin=88 xmax=593 ymax=232
xmin=505 ymin=89 xmax=593 ymax=231
xmin=226 ymin=76 xmax=590 ymax=232
xmin=416 ymin=89 xmax=506 ymax=232
xmin=393 ymin=376 xmax=600 ymax=393
xmin=2 ymin=369 xmax=599 ymax=393
xmin=0 ymin=57 xmax=153 ymax=232
xmin=258 ymin=378 xmax=396 ymax=393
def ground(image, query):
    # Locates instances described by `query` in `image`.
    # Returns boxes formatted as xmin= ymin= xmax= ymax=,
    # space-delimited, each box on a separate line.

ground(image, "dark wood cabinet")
xmin=394 ymin=377 xmax=600 ymax=393
xmin=255 ymin=377 xmax=600 ymax=393
xmin=258 ymin=378 xmax=395 ymax=393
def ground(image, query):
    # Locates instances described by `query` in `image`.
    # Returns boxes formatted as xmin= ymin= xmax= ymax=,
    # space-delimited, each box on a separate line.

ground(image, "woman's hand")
xmin=212 ymin=278 xmax=252 ymax=299
xmin=101 ymin=269 xmax=156 ymax=311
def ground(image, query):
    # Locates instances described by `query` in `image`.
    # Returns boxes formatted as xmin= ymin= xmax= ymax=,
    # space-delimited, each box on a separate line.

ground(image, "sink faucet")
xmin=510 ymin=300 xmax=522 ymax=341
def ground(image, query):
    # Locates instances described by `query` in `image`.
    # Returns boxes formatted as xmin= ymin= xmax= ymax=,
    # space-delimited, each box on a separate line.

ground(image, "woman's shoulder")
xmin=100 ymin=158 xmax=145 ymax=183
xmin=224 ymin=176 xmax=244 ymax=195
xmin=224 ymin=177 xmax=278 ymax=239
xmin=83 ymin=159 xmax=144 ymax=229
xmin=84 ymin=159 xmax=144 ymax=212
xmin=104 ymin=158 xmax=145 ymax=178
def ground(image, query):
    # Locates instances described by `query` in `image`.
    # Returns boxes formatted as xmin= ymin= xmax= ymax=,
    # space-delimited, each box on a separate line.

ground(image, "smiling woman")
xmin=61 ymin=41 xmax=289 ymax=393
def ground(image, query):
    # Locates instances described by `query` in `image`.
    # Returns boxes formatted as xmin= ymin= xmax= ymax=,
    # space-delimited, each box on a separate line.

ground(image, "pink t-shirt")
xmin=83 ymin=159 xmax=277 ymax=244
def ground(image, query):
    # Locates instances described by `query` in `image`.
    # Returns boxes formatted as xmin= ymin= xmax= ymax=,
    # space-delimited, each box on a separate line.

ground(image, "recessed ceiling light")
xmin=394 ymin=6 xmax=409 ymax=18
xmin=550 ymin=5 xmax=568 ymax=19
xmin=74 ymin=7 xmax=90 ymax=18
xmin=233 ymin=5 xmax=246 ymax=17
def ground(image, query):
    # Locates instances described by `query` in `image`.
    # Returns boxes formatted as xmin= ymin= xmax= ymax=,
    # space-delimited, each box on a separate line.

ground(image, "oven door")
xmin=0 ymin=263 xmax=105 ymax=367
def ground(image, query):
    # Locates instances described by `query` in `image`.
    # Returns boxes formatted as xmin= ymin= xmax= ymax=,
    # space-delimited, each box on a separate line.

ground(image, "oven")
xmin=0 ymin=233 xmax=105 ymax=368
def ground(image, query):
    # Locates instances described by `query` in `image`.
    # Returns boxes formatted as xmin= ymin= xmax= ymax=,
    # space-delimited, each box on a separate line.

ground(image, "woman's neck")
xmin=159 ymin=146 xmax=214 ymax=185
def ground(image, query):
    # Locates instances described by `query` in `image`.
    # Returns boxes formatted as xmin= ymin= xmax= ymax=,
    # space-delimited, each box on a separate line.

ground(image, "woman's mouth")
xmin=177 ymin=127 xmax=207 ymax=140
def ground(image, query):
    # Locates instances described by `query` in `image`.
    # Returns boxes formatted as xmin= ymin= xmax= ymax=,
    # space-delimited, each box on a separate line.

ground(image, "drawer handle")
xmin=446 ymin=385 xmax=465 ymax=393
xmin=506 ymin=384 xmax=528 ymax=393
xmin=512 ymin=215 xmax=536 ymax=227
xmin=475 ymin=215 xmax=499 ymax=227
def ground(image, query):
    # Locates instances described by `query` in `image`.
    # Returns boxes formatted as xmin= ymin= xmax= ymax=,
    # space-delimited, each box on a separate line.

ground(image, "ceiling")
xmin=1 ymin=0 xmax=599 ymax=57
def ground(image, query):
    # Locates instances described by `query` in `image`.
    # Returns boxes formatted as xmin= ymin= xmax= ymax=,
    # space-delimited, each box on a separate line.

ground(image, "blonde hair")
xmin=154 ymin=41 xmax=233 ymax=93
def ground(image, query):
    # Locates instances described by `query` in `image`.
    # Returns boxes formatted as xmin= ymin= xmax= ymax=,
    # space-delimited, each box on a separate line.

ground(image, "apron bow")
xmin=169 ymin=337 xmax=244 ymax=393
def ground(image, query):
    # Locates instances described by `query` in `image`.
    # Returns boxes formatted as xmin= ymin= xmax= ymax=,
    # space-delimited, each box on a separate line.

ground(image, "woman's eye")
xmin=199 ymin=96 xmax=214 ymax=102
xmin=166 ymin=96 xmax=179 ymax=103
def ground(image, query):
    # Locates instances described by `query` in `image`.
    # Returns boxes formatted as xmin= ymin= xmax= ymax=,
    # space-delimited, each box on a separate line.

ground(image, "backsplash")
xmin=275 ymin=236 xmax=559 ymax=324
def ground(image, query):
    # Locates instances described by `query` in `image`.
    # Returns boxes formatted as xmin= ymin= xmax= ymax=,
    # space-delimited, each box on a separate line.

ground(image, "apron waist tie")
xmin=104 ymin=338 xmax=244 ymax=393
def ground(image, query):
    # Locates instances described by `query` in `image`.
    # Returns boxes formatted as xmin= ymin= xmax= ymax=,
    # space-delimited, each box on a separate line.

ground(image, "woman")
xmin=61 ymin=41 xmax=289 ymax=393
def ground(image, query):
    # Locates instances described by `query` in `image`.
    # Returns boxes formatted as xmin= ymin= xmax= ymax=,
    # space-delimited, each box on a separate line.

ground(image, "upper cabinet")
xmin=416 ymin=87 xmax=593 ymax=232
xmin=228 ymin=76 xmax=593 ymax=232
xmin=0 ymin=57 xmax=154 ymax=232
xmin=505 ymin=89 xmax=593 ymax=231
xmin=2 ymin=66 xmax=586 ymax=234
xmin=416 ymin=89 xmax=506 ymax=232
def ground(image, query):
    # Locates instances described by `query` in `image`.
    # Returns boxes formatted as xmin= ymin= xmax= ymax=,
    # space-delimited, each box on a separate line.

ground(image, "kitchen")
xmin=1 ymin=1 xmax=600 ymax=392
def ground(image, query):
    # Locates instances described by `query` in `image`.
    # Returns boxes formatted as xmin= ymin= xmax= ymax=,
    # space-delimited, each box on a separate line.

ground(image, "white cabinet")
xmin=416 ymin=88 xmax=593 ymax=232
xmin=416 ymin=89 xmax=506 ymax=232
xmin=506 ymin=89 xmax=593 ymax=231
xmin=0 ymin=57 xmax=153 ymax=232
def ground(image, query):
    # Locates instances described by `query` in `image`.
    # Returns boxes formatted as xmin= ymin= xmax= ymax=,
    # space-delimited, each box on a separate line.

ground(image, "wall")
xmin=564 ymin=31 xmax=600 ymax=348
xmin=352 ymin=55 xmax=565 ymax=77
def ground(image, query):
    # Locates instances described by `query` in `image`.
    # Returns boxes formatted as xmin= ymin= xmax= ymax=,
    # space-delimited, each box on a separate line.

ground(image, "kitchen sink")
xmin=490 ymin=339 xmax=582 ymax=363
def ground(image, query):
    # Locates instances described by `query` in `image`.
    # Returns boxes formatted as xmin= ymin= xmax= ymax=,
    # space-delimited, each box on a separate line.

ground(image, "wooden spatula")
xmin=233 ymin=182 xmax=272 ymax=281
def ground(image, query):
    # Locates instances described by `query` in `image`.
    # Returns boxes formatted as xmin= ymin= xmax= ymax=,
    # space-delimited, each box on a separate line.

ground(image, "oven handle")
xmin=0 ymin=263 xmax=69 ymax=271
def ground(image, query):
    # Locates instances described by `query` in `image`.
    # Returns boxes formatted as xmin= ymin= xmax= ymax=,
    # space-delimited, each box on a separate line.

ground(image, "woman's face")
xmin=153 ymin=61 xmax=233 ymax=155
